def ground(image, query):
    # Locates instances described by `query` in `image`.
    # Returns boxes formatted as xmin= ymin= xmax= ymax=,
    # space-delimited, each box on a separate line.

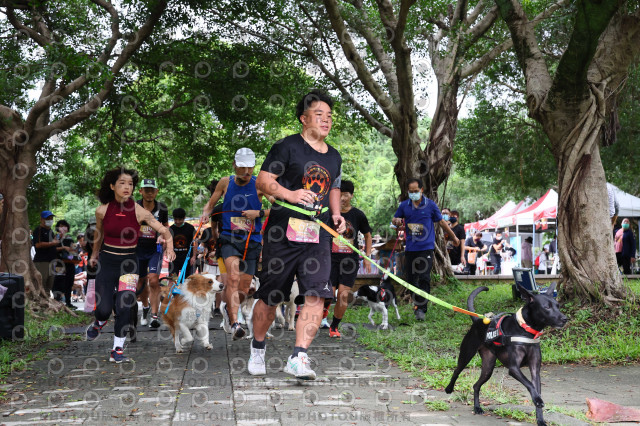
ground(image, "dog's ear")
xmin=547 ymin=281 xmax=557 ymax=295
xmin=517 ymin=284 xmax=535 ymax=302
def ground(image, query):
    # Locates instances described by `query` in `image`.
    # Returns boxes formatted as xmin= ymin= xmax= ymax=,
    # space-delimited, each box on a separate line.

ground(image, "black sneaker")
xmin=231 ymin=323 xmax=246 ymax=340
xmin=149 ymin=315 xmax=160 ymax=328
xmin=212 ymin=307 xmax=221 ymax=317
xmin=109 ymin=347 xmax=131 ymax=363
xmin=85 ymin=321 xmax=104 ymax=341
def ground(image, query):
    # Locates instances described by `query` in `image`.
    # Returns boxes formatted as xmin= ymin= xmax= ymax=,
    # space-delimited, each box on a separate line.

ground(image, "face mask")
xmin=496 ymin=237 xmax=502 ymax=241
xmin=175 ymin=222 xmax=185 ymax=227
xmin=44 ymin=220 xmax=54 ymax=227
xmin=442 ymin=214 xmax=450 ymax=221
xmin=622 ymin=223 xmax=630 ymax=230
xmin=450 ymin=217 xmax=458 ymax=224
xmin=408 ymin=192 xmax=421 ymax=201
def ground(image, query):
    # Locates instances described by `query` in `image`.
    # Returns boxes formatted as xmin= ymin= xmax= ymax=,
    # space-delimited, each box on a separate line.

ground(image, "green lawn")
xmin=0 ymin=306 xmax=91 ymax=387
xmin=340 ymin=278 xmax=640 ymax=403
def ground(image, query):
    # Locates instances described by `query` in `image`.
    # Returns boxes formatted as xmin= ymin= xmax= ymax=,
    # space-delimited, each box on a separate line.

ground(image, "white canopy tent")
xmin=610 ymin=184 xmax=640 ymax=218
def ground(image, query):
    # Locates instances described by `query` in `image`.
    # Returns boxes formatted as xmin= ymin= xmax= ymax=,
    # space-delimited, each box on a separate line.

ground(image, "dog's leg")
xmin=173 ymin=328 xmax=183 ymax=353
xmin=195 ymin=320 xmax=212 ymax=350
xmin=392 ymin=299 xmax=401 ymax=320
xmin=472 ymin=349 xmax=498 ymax=414
xmin=368 ymin=308 xmax=375 ymax=326
xmin=274 ymin=303 xmax=285 ymax=329
xmin=380 ymin=308 xmax=389 ymax=329
xmin=445 ymin=329 xmax=486 ymax=394
xmin=179 ymin=322 xmax=193 ymax=345
xmin=506 ymin=347 xmax=546 ymax=425
xmin=286 ymin=302 xmax=296 ymax=331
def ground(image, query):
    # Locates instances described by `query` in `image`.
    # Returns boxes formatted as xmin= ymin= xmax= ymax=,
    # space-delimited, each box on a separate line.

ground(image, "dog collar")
xmin=516 ymin=308 xmax=543 ymax=339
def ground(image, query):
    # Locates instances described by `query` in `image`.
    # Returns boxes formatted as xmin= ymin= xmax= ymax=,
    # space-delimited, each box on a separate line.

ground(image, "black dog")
xmin=445 ymin=283 xmax=567 ymax=426
xmin=355 ymin=278 xmax=401 ymax=329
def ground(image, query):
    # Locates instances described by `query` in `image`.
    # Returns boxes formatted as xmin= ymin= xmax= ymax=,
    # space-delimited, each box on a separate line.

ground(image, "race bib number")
xmin=286 ymin=218 xmax=320 ymax=244
xmin=139 ymin=224 xmax=155 ymax=239
xmin=332 ymin=237 xmax=353 ymax=253
xmin=230 ymin=216 xmax=253 ymax=232
xmin=407 ymin=223 xmax=424 ymax=235
xmin=118 ymin=274 xmax=139 ymax=292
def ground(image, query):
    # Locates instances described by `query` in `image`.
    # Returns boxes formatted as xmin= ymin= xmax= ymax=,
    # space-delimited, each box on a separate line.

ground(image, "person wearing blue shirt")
xmin=392 ymin=178 xmax=459 ymax=320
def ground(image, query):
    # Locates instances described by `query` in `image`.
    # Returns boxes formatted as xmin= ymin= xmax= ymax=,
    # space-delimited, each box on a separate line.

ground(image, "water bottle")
xmin=157 ymin=243 xmax=163 ymax=253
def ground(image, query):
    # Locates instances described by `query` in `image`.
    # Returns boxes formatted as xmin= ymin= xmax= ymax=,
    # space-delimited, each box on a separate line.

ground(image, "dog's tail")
xmin=467 ymin=286 xmax=489 ymax=322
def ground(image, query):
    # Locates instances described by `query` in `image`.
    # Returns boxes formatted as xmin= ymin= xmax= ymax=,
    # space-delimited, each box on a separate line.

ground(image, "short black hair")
xmin=340 ymin=180 xmax=354 ymax=194
xmin=207 ymin=179 xmax=219 ymax=196
xmin=55 ymin=220 xmax=70 ymax=231
xmin=296 ymin=89 xmax=334 ymax=123
xmin=407 ymin=178 xmax=423 ymax=189
xmin=451 ymin=210 xmax=460 ymax=217
xmin=172 ymin=208 xmax=186 ymax=219
xmin=97 ymin=167 xmax=139 ymax=204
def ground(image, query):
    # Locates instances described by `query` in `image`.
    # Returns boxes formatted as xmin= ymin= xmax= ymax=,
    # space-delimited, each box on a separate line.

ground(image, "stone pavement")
xmin=1 ymin=314 xmax=638 ymax=426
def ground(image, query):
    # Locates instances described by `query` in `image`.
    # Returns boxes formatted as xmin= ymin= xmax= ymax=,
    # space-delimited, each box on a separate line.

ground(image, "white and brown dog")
xmin=161 ymin=273 xmax=224 ymax=353
xmin=243 ymin=278 xmax=300 ymax=339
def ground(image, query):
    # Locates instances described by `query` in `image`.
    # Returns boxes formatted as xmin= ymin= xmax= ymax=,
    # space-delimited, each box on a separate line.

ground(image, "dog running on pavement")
xmin=161 ymin=273 xmax=224 ymax=353
xmin=445 ymin=283 xmax=567 ymax=426
xmin=355 ymin=277 xmax=401 ymax=329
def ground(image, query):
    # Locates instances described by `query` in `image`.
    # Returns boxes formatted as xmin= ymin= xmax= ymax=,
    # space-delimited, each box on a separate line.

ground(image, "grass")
xmin=340 ymin=278 xmax=640 ymax=422
xmin=0 ymin=304 xmax=91 ymax=387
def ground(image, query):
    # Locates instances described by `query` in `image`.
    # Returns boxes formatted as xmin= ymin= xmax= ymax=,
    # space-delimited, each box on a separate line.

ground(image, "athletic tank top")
xmin=102 ymin=198 xmax=140 ymax=247
xmin=221 ymin=176 xmax=262 ymax=243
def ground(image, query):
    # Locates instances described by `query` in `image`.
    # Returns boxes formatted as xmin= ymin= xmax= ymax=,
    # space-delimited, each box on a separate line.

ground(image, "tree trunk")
xmin=545 ymin=91 xmax=626 ymax=304
xmin=0 ymin=107 xmax=68 ymax=314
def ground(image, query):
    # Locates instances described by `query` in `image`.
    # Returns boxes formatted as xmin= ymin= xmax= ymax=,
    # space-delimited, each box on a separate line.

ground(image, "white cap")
xmin=235 ymin=148 xmax=255 ymax=167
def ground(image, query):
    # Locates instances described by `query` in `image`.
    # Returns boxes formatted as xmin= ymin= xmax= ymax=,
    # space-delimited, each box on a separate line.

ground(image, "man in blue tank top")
xmin=201 ymin=148 xmax=269 ymax=340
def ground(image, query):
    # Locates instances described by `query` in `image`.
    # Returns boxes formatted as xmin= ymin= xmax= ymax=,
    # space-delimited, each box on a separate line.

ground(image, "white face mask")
xmin=408 ymin=192 xmax=422 ymax=201
xmin=44 ymin=220 xmax=54 ymax=227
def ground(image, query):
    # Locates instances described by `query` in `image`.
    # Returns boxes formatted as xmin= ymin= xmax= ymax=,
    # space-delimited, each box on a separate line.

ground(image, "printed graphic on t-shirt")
xmin=230 ymin=216 xmax=253 ymax=232
xmin=303 ymin=164 xmax=331 ymax=202
xmin=407 ymin=223 xmax=425 ymax=235
xmin=174 ymin=234 xmax=189 ymax=253
xmin=139 ymin=224 xmax=155 ymax=239
xmin=286 ymin=217 xmax=320 ymax=243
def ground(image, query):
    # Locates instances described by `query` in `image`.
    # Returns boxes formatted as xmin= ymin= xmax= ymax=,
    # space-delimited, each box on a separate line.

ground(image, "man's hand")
xmin=391 ymin=217 xmax=403 ymax=227
xmin=452 ymin=237 xmax=460 ymax=247
xmin=89 ymin=256 xmax=98 ymax=268
xmin=461 ymin=256 xmax=466 ymax=265
xmin=287 ymin=189 xmax=317 ymax=206
xmin=165 ymin=249 xmax=176 ymax=262
xmin=200 ymin=213 xmax=210 ymax=224
xmin=242 ymin=210 xmax=261 ymax=221
xmin=332 ymin=215 xmax=346 ymax=234
xmin=189 ymin=256 xmax=196 ymax=266
xmin=363 ymin=258 xmax=372 ymax=273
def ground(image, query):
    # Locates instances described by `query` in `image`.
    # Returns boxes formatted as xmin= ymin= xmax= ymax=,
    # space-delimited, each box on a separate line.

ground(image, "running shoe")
xmin=149 ymin=314 xmax=161 ymax=328
xmin=248 ymin=342 xmax=266 ymax=376
xmin=140 ymin=306 xmax=150 ymax=326
xmin=231 ymin=322 xmax=246 ymax=340
xmin=109 ymin=347 xmax=131 ymax=363
xmin=85 ymin=321 xmax=104 ymax=341
xmin=329 ymin=327 xmax=341 ymax=338
xmin=320 ymin=318 xmax=330 ymax=329
xmin=284 ymin=352 xmax=316 ymax=380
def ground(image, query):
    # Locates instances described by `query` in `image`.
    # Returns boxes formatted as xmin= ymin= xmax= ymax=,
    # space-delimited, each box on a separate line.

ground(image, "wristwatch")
xmin=259 ymin=210 xmax=265 ymax=218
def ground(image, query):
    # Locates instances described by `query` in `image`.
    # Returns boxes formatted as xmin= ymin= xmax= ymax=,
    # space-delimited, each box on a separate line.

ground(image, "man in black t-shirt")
xmin=327 ymin=180 xmax=372 ymax=338
xmin=448 ymin=210 xmax=466 ymax=267
xmin=135 ymin=178 xmax=169 ymax=328
xmin=464 ymin=232 xmax=487 ymax=275
xmin=248 ymin=90 xmax=346 ymax=380
xmin=33 ymin=210 xmax=59 ymax=297
xmin=170 ymin=208 xmax=196 ymax=278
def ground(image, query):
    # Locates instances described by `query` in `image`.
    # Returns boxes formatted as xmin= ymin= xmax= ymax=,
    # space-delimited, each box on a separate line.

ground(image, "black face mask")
xmin=450 ymin=217 xmax=458 ymax=224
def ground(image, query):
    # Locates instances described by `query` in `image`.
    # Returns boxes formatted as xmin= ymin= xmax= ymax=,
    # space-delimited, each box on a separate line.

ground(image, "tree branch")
xmin=5 ymin=6 xmax=49 ymax=47
xmin=133 ymin=97 xmax=196 ymax=119
xmin=323 ymin=0 xmax=399 ymax=121
xmin=494 ymin=0 xmax=553 ymax=115
xmin=90 ymin=0 xmax=121 ymax=64
xmin=34 ymin=0 xmax=169 ymax=142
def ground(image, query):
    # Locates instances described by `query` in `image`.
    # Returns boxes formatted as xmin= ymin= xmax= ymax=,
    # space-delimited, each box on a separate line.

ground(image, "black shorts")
xmin=218 ymin=234 xmax=261 ymax=276
xmin=330 ymin=255 xmax=359 ymax=288
xmin=255 ymin=237 xmax=333 ymax=305
xmin=137 ymin=248 xmax=162 ymax=279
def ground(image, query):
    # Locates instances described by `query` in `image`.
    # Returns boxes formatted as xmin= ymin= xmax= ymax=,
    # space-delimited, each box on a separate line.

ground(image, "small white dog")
xmin=244 ymin=279 xmax=300 ymax=339
xmin=161 ymin=274 xmax=224 ymax=353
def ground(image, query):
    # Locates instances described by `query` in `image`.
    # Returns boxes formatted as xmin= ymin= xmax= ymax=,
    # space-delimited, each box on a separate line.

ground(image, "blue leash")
xmin=164 ymin=221 xmax=204 ymax=314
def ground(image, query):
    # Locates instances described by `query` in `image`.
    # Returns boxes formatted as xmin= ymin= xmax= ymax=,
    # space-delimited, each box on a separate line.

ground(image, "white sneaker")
xmin=284 ymin=352 xmax=316 ymax=380
xmin=320 ymin=318 xmax=330 ymax=329
xmin=140 ymin=307 xmax=150 ymax=326
xmin=220 ymin=301 xmax=231 ymax=333
xmin=248 ymin=342 xmax=266 ymax=376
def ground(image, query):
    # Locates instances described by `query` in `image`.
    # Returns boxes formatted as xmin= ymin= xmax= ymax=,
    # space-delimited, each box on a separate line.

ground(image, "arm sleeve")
xmin=359 ymin=210 xmax=372 ymax=235
xmin=260 ymin=139 xmax=288 ymax=177
xmin=393 ymin=202 xmax=404 ymax=218
xmin=331 ymin=165 xmax=342 ymax=189
xmin=431 ymin=201 xmax=443 ymax=222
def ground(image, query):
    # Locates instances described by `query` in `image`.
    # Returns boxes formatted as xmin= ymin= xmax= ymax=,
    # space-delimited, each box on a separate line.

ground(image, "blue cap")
xmin=41 ymin=210 xmax=55 ymax=219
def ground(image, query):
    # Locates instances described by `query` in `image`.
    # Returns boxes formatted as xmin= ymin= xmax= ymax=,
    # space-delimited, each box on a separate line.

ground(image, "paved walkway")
xmin=1 ymin=314 xmax=638 ymax=425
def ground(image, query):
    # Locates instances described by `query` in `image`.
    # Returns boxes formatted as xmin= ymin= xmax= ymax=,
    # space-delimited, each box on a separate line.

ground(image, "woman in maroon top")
xmin=86 ymin=167 xmax=175 ymax=363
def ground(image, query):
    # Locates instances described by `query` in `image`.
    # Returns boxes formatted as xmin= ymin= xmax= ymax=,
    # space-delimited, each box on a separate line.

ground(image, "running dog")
xmin=244 ymin=279 xmax=300 ymax=339
xmin=355 ymin=278 xmax=401 ymax=329
xmin=161 ymin=273 xmax=224 ymax=353
xmin=445 ymin=284 xmax=567 ymax=426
